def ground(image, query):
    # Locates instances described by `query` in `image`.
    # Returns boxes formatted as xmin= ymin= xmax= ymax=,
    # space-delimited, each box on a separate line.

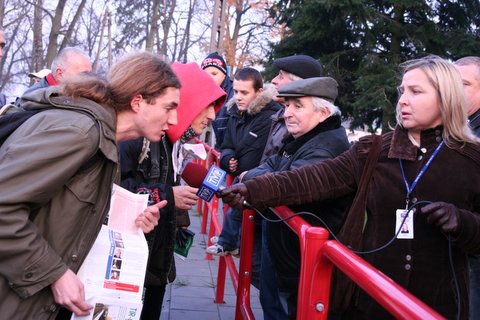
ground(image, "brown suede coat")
xmin=244 ymin=126 xmax=480 ymax=319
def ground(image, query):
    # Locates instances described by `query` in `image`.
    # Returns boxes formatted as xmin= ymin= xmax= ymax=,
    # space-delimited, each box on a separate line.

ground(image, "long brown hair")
xmin=63 ymin=51 xmax=180 ymax=111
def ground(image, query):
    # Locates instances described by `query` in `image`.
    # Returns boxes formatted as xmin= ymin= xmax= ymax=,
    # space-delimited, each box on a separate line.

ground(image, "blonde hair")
xmin=396 ymin=55 xmax=479 ymax=146
xmin=63 ymin=51 xmax=180 ymax=112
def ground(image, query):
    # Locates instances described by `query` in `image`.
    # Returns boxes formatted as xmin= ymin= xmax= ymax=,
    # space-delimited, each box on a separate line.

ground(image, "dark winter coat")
xmin=220 ymin=84 xmax=282 ymax=176
xmin=469 ymin=108 xmax=480 ymax=136
xmin=0 ymin=92 xmax=6 ymax=106
xmin=0 ymin=87 xmax=118 ymax=319
xmin=244 ymin=115 xmax=350 ymax=294
xmin=212 ymin=76 xmax=234 ymax=149
xmin=243 ymin=125 xmax=480 ymax=319
xmin=260 ymin=107 xmax=288 ymax=162
xmin=120 ymin=136 xmax=176 ymax=286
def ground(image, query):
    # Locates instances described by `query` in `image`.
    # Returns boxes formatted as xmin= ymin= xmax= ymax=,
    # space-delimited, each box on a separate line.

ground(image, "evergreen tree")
xmin=267 ymin=0 xmax=480 ymax=132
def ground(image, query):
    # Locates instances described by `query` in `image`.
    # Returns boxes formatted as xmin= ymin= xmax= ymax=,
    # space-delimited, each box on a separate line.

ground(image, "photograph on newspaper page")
xmin=73 ymin=184 xmax=150 ymax=320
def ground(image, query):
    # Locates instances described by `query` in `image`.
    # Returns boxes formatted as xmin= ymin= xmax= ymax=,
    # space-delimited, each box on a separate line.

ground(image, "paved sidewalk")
xmin=160 ymin=208 xmax=264 ymax=320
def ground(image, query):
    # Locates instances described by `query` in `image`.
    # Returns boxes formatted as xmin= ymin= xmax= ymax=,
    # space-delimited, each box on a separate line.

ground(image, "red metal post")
xmin=297 ymin=226 xmax=333 ymax=320
xmin=215 ymin=253 xmax=228 ymax=303
xmin=235 ymin=209 xmax=255 ymax=320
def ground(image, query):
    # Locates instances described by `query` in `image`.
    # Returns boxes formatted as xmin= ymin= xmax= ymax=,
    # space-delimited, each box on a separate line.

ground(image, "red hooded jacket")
xmin=167 ymin=62 xmax=226 ymax=143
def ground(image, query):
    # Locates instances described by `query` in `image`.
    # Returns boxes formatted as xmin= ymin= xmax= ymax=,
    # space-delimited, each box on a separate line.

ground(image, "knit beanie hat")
xmin=201 ymin=52 xmax=227 ymax=75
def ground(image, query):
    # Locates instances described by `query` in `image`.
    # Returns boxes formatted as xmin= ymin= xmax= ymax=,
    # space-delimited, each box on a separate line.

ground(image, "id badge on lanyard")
xmin=395 ymin=209 xmax=414 ymax=239
xmin=398 ymin=140 xmax=444 ymax=240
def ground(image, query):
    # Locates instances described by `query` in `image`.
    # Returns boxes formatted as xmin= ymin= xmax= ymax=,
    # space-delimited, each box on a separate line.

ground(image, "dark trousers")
xmin=217 ymin=207 xmax=242 ymax=250
xmin=470 ymin=255 xmax=480 ymax=320
xmin=259 ymin=220 xmax=289 ymax=320
xmin=141 ymin=284 xmax=167 ymax=320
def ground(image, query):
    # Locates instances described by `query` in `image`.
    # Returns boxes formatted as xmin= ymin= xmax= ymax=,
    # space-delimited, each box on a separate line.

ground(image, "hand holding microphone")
xmin=181 ymin=162 xmax=226 ymax=202
xmin=217 ymin=183 xmax=250 ymax=209
xmin=172 ymin=185 xmax=198 ymax=210
xmin=181 ymin=162 xmax=251 ymax=208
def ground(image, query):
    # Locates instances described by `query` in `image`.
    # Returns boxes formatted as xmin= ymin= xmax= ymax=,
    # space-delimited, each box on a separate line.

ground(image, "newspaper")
xmin=182 ymin=143 xmax=207 ymax=160
xmin=73 ymin=184 xmax=149 ymax=320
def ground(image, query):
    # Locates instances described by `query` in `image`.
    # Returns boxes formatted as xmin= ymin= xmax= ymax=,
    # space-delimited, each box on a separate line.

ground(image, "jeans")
xmin=218 ymin=207 xmax=242 ymax=250
xmin=260 ymin=220 xmax=289 ymax=320
xmin=470 ymin=255 xmax=480 ymax=320
xmin=218 ymin=206 xmax=262 ymax=288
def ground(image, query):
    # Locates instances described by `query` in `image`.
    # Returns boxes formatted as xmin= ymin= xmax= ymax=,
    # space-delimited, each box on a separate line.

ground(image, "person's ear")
xmin=55 ymin=67 xmax=63 ymax=81
xmin=130 ymin=94 xmax=143 ymax=112
xmin=318 ymin=106 xmax=330 ymax=122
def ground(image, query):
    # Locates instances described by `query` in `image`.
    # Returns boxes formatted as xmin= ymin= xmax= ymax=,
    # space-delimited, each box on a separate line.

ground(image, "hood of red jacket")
xmin=166 ymin=62 xmax=227 ymax=143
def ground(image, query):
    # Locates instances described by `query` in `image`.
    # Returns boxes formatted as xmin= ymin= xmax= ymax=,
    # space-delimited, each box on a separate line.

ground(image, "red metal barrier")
xmin=191 ymin=138 xmax=239 ymax=305
xmin=235 ymin=209 xmax=255 ymax=320
xmin=272 ymin=206 xmax=445 ymax=320
xmin=189 ymin=139 xmax=445 ymax=320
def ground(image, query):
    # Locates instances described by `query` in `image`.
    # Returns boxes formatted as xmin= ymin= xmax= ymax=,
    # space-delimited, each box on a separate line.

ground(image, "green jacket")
xmin=0 ymin=87 xmax=119 ymax=319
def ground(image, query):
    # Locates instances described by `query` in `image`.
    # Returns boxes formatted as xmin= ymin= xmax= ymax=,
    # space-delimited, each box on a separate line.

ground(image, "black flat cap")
xmin=277 ymin=77 xmax=338 ymax=102
xmin=273 ymin=55 xmax=323 ymax=79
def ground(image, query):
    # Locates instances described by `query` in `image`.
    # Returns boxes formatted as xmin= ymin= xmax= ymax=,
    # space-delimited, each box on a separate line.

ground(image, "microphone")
xmin=181 ymin=162 xmax=227 ymax=202
xmin=181 ymin=162 xmax=208 ymax=188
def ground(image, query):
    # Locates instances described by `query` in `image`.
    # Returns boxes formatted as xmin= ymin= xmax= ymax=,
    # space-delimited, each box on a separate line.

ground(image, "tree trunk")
xmin=32 ymin=0 xmax=44 ymax=73
xmin=45 ymin=0 xmax=66 ymax=67
xmin=159 ymin=0 xmax=176 ymax=57
xmin=146 ymin=0 xmax=161 ymax=51
xmin=59 ymin=0 xmax=87 ymax=51
xmin=178 ymin=0 xmax=195 ymax=63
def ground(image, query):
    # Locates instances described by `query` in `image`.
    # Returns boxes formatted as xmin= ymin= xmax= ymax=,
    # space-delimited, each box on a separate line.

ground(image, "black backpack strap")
xmin=0 ymin=109 xmax=42 ymax=146
xmin=78 ymin=150 xmax=102 ymax=173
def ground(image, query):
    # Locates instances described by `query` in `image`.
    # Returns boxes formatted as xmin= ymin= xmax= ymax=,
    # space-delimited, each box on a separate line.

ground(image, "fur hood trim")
xmin=226 ymin=83 xmax=278 ymax=116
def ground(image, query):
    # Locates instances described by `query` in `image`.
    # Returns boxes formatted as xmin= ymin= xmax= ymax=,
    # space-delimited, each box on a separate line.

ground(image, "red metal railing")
xmin=192 ymin=138 xmax=239 ymax=305
xmin=272 ymin=206 xmax=445 ymax=320
xmin=190 ymin=139 xmax=445 ymax=320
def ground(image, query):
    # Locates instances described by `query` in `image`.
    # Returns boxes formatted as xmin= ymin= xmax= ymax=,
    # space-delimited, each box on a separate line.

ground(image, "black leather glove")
xmin=420 ymin=202 xmax=460 ymax=235
xmin=218 ymin=183 xmax=250 ymax=209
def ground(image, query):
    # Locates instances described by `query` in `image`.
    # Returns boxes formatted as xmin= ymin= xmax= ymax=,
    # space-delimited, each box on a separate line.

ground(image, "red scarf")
xmin=45 ymin=73 xmax=57 ymax=86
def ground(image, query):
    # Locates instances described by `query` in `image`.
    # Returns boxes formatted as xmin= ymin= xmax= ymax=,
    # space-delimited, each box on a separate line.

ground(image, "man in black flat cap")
xmin=263 ymin=54 xmax=324 ymax=161
xmin=243 ymin=76 xmax=349 ymax=319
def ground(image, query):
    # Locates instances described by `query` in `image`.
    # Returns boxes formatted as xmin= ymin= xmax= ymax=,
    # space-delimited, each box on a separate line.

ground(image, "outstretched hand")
xmin=135 ymin=200 xmax=166 ymax=233
xmin=218 ymin=183 xmax=249 ymax=209
xmin=420 ymin=201 xmax=460 ymax=235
